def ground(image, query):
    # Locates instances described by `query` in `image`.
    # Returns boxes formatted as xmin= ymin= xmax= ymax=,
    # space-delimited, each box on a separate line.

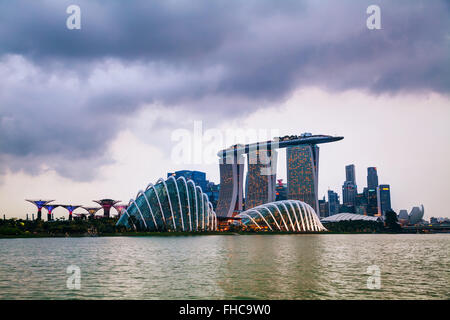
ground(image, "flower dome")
xmin=235 ymin=200 xmax=326 ymax=232
xmin=116 ymin=176 xmax=217 ymax=232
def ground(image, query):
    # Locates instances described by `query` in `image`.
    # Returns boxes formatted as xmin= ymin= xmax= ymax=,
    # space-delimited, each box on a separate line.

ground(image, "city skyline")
xmin=0 ymin=1 xmax=448 ymax=219
xmin=13 ymin=144 xmax=437 ymax=221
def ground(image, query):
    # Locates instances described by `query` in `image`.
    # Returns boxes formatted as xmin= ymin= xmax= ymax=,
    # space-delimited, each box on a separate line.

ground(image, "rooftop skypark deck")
xmin=217 ymin=133 xmax=344 ymax=158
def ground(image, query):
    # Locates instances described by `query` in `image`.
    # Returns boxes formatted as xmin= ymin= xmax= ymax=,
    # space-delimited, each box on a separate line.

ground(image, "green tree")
xmin=384 ymin=210 xmax=402 ymax=232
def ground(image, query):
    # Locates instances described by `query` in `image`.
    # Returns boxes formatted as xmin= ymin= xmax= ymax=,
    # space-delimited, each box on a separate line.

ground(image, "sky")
xmin=0 ymin=0 xmax=449 ymax=219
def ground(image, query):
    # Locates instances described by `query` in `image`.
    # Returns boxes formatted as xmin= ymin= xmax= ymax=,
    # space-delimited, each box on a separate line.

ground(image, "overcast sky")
xmin=0 ymin=0 xmax=449 ymax=219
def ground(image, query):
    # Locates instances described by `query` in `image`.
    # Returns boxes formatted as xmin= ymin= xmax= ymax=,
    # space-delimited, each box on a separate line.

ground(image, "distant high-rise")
xmin=245 ymin=149 xmax=277 ymax=210
xmin=287 ymin=145 xmax=320 ymax=212
xmin=318 ymin=196 xmax=329 ymax=217
xmin=355 ymin=193 xmax=368 ymax=215
xmin=275 ymin=179 xmax=288 ymax=201
xmin=328 ymin=190 xmax=339 ymax=216
xmin=342 ymin=164 xmax=357 ymax=211
xmin=366 ymin=188 xmax=379 ymax=216
xmin=342 ymin=181 xmax=357 ymax=207
xmin=345 ymin=164 xmax=356 ymax=185
xmin=377 ymin=184 xmax=392 ymax=215
xmin=168 ymin=170 xmax=208 ymax=192
xmin=367 ymin=167 xmax=379 ymax=189
xmin=205 ymin=182 xmax=220 ymax=209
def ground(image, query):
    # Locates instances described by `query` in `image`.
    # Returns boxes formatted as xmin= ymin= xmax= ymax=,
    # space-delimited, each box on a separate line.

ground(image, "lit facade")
xmin=275 ymin=179 xmax=287 ymax=201
xmin=327 ymin=190 xmax=339 ymax=216
xmin=235 ymin=200 xmax=326 ymax=232
xmin=342 ymin=181 xmax=357 ymax=207
xmin=216 ymin=134 xmax=343 ymax=219
xmin=286 ymin=145 xmax=320 ymax=212
xmin=377 ymin=184 xmax=391 ymax=216
xmin=367 ymin=188 xmax=379 ymax=216
xmin=318 ymin=196 xmax=329 ymax=217
xmin=245 ymin=149 xmax=277 ymax=210
xmin=215 ymin=153 xmax=244 ymax=217
xmin=116 ymin=176 xmax=217 ymax=232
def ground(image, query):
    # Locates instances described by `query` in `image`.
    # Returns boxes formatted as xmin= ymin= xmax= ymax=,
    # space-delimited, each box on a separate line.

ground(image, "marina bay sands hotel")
xmin=215 ymin=133 xmax=343 ymax=217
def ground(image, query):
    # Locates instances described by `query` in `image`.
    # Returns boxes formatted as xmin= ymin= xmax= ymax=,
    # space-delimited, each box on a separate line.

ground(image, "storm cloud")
xmin=0 ymin=0 xmax=448 ymax=180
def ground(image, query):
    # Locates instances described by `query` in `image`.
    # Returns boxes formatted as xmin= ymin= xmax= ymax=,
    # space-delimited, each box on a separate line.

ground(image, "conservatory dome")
xmin=235 ymin=200 xmax=326 ymax=232
xmin=116 ymin=176 xmax=217 ymax=232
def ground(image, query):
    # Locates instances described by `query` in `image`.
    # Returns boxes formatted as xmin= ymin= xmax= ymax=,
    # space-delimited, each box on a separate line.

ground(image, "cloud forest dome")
xmin=235 ymin=200 xmax=326 ymax=232
xmin=116 ymin=176 xmax=217 ymax=232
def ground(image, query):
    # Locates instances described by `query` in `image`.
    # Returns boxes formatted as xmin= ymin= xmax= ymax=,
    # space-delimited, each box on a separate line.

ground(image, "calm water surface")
xmin=0 ymin=234 xmax=448 ymax=299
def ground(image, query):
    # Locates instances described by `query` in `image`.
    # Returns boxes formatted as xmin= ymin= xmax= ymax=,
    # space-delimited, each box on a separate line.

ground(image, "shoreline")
xmin=1 ymin=231 xmax=444 ymax=239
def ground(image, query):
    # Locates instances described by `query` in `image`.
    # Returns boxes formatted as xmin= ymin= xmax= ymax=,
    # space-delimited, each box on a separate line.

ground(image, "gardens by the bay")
xmin=0 ymin=211 xmax=404 ymax=237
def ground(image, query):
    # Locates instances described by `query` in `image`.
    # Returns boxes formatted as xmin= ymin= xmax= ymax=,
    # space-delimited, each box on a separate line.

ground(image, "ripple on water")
xmin=0 ymin=234 xmax=448 ymax=299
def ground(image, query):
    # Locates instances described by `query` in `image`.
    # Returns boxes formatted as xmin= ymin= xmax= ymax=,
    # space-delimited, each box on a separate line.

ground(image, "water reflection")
xmin=0 ymin=234 xmax=448 ymax=299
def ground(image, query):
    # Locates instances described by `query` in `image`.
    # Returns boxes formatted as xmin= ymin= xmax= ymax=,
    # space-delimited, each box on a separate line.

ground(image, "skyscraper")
xmin=286 ymin=145 xmax=320 ymax=212
xmin=275 ymin=179 xmax=288 ymax=201
xmin=245 ymin=149 xmax=277 ymax=210
xmin=367 ymin=188 xmax=379 ymax=216
xmin=355 ymin=193 xmax=368 ymax=215
xmin=215 ymin=153 xmax=245 ymax=217
xmin=377 ymin=184 xmax=392 ymax=216
xmin=318 ymin=196 xmax=329 ymax=217
xmin=345 ymin=164 xmax=356 ymax=184
xmin=342 ymin=181 xmax=357 ymax=205
xmin=328 ymin=190 xmax=339 ymax=216
xmin=341 ymin=164 xmax=357 ymax=210
xmin=367 ymin=167 xmax=379 ymax=189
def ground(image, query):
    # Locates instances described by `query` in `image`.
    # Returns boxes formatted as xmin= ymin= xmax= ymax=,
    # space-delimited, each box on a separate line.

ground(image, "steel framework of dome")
xmin=116 ymin=176 xmax=217 ymax=232
xmin=235 ymin=200 xmax=326 ymax=232
xmin=321 ymin=213 xmax=381 ymax=222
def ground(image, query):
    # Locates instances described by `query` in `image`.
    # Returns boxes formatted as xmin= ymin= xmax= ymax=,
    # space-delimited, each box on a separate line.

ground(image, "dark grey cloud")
xmin=0 ymin=0 xmax=448 ymax=180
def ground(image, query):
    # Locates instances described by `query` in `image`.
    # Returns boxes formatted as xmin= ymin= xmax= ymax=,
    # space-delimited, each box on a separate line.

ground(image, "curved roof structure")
xmin=321 ymin=213 xmax=381 ymax=223
xmin=116 ymin=176 xmax=217 ymax=232
xmin=398 ymin=209 xmax=409 ymax=221
xmin=235 ymin=200 xmax=326 ymax=232
xmin=409 ymin=205 xmax=424 ymax=225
